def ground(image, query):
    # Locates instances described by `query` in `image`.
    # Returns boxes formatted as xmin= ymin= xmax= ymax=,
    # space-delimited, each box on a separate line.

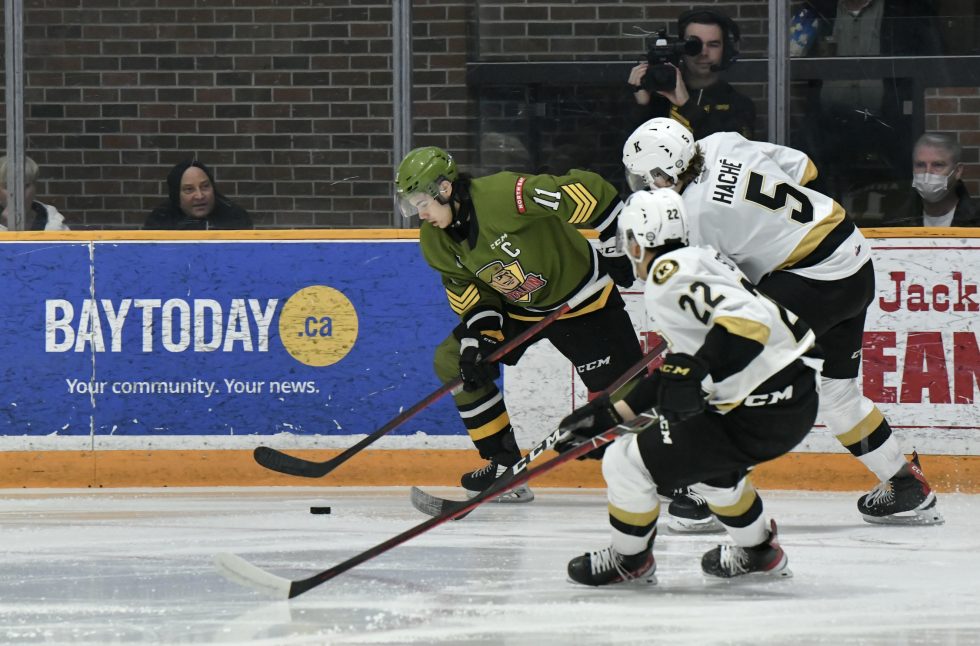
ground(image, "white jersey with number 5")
xmin=645 ymin=245 xmax=818 ymax=409
xmin=682 ymin=131 xmax=871 ymax=284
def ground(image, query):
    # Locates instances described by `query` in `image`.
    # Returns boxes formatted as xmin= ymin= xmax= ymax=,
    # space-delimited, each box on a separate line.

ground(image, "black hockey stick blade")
xmin=252 ymin=445 xmax=332 ymax=478
xmin=409 ymin=484 xmax=470 ymax=519
xmin=409 ymin=484 xmax=451 ymax=517
xmin=215 ymin=410 xmax=661 ymax=599
xmin=409 ymin=337 xmax=669 ymax=518
xmin=250 ymin=279 xmax=615 ymax=479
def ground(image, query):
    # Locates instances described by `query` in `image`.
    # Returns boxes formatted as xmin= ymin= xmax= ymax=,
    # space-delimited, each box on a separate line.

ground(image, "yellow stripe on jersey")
xmin=507 ymin=282 xmax=614 ymax=321
xmin=707 ymin=479 xmax=758 ymax=517
xmin=777 ymin=202 xmax=846 ymax=270
xmin=608 ymin=502 xmax=661 ymax=527
xmin=800 ymin=158 xmax=819 ymax=186
xmin=466 ymin=410 xmax=511 ymax=441
xmin=714 ymin=315 xmax=771 ymax=346
xmin=446 ymin=284 xmax=481 ymax=315
xmin=561 ymin=182 xmax=598 ymax=224
xmin=835 ymin=406 xmax=885 ymax=448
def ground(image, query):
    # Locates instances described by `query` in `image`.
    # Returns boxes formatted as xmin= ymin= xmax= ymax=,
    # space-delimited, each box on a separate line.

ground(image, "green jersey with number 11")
xmin=419 ymin=170 xmax=622 ymax=321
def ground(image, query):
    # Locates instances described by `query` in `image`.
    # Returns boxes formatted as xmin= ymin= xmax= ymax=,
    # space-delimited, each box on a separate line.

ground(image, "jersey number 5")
xmin=744 ymin=172 xmax=813 ymax=224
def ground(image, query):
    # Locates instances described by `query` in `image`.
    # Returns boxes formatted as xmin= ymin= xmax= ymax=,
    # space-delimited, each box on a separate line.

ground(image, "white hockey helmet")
xmin=622 ymin=117 xmax=696 ymax=191
xmin=617 ymin=189 xmax=689 ymax=263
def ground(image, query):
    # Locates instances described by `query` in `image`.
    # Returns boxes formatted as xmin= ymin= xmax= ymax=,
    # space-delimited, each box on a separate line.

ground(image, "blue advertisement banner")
xmin=0 ymin=240 xmax=460 ymax=441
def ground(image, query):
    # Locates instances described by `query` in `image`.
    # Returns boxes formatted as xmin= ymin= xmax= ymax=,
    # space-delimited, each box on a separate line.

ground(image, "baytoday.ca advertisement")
xmin=0 ymin=239 xmax=458 ymax=450
xmin=2 ymin=235 xmax=977 ymax=457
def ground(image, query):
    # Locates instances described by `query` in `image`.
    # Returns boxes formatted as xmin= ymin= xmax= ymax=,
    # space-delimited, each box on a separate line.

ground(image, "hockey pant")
xmin=602 ymin=359 xmax=818 ymax=550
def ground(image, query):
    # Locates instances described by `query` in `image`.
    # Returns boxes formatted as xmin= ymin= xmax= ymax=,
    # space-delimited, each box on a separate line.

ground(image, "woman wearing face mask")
xmin=885 ymin=133 xmax=979 ymax=227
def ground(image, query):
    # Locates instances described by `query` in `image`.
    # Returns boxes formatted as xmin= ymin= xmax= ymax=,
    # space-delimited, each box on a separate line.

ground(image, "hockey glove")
xmin=554 ymin=395 xmax=622 ymax=460
xmin=597 ymin=238 xmax=636 ymax=289
xmin=656 ymin=352 xmax=710 ymax=424
xmin=457 ymin=328 xmax=504 ymax=392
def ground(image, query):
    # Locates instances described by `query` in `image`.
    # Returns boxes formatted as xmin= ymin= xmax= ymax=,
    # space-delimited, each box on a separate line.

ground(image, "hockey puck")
xmin=309 ymin=506 xmax=331 ymax=514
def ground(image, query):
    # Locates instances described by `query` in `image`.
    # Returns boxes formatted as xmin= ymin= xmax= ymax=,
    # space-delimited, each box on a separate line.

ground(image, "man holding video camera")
xmin=627 ymin=7 xmax=755 ymax=139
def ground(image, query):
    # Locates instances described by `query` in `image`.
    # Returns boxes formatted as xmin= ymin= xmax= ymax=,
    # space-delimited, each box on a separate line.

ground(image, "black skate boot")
xmin=701 ymin=520 xmax=792 ymax=579
xmin=857 ymin=451 xmax=943 ymax=525
xmin=567 ymin=534 xmax=657 ymax=587
xmin=460 ymin=453 xmax=533 ymax=503
xmin=666 ymin=489 xmax=725 ymax=534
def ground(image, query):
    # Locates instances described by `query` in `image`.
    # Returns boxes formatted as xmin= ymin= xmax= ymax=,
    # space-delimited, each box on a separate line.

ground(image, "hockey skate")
xmin=857 ymin=451 xmax=943 ymax=525
xmin=461 ymin=454 xmax=534 ymax=503
xmin=701 ymin=520 xmax=792 ymax=579
xmin=666 ymin=489 xmax=725 ymax=534
xmin=567 ymin=534 xmax=657 ymax=587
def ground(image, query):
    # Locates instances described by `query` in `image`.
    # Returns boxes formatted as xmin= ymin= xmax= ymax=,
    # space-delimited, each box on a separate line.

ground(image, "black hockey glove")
xmin=457 ymin=329 xmax=503 ymax=391
xmin=656 ymin=352 xmax=710 ymax=424
xmin=597 ymin=237 xmax=636 ymax=288
xmin=554 ymin=395 xmax=622 ymax=460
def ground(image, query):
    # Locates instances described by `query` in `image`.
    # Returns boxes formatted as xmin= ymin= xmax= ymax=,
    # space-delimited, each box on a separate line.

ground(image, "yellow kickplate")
xmin=0 ymin=450 xmax=977 ymax=492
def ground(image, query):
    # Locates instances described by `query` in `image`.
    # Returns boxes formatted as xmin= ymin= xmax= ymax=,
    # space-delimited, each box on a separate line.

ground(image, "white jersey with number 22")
xmin=644 ymin=245 xmax=818 ymax=409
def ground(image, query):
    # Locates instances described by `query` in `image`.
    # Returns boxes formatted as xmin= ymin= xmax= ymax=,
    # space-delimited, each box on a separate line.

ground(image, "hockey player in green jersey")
xmin=395 ymin=146 xmax=643 ymax=500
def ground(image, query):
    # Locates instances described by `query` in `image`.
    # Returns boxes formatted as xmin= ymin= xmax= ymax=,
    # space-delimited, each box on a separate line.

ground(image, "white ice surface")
xmin=0 ymin=487 xmax=978 ymax=646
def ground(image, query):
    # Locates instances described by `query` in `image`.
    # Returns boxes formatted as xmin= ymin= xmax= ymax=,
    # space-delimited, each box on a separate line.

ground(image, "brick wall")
xmin=2 ymin=1 xmax=974 ymax=228
xmin=467 ymin=1 xmax=768 ymax=187
xmin=476 ymin=1 xmax=770 ymax=61
xmin=926 ymin=87 xmax=980 ymax=196
xmin=2 ymin=0 xmax=403 ymax=228
xmin=1 ymin=0 xmax=772 ymax=228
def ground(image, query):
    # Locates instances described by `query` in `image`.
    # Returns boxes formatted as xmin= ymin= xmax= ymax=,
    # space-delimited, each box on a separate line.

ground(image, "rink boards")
xmin=0 ymin=228 xmax=978 ymax=490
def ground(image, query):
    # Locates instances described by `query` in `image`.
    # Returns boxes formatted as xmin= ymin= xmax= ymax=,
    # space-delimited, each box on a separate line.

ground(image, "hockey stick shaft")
xmin=295 ymin=413 xmax=660 ymax=596
xmin=410 ymin=336 xmax=668 ymax=517
xmin=253 ymin=277 xmax=613 ymax=478
xmin=216 ymin=409 xmax=662 ymax=599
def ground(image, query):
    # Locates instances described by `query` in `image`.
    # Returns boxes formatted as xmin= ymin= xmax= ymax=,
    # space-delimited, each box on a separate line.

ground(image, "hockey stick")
xmin=409 ymin=336 xmax=668 ymax=518
xmin=253 ymin=277 xmax=613 ymax=478
xmin=214 ymin=409 xmax=662 ymax=599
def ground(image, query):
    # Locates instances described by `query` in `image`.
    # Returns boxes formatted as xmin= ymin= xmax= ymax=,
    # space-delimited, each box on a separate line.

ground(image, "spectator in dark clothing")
xmin=626 ymin=8 xmax=755 ymax=139
xmin=884 ymin=133 xmax=980 ymax=227
xmin=144 ymin=160 xmax=253 ymax=230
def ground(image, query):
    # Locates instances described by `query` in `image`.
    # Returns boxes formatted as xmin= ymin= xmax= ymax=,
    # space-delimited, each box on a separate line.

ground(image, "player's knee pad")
xmin=603 ymin=434 xmax=658 ymax=511
xmin=819 ymin=376 xmax=875 ymax=437
xmin=433 ymin=333 xmax=462 ymax=384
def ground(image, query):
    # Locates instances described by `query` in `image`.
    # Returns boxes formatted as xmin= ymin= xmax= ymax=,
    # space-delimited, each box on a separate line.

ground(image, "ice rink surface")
xmin=1 ymin=486 xmax=978 ymax=646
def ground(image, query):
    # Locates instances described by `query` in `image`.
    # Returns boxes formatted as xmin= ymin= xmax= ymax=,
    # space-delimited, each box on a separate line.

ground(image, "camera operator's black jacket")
xmin=631 ymin=80 xmax=756 ymax=140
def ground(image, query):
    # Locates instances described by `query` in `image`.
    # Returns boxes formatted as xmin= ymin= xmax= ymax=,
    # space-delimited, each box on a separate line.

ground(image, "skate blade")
xmin=862 ymin=496 xmax=944 ymax=526
xmin=566 ymin=571 xmax=658 ymax=587
xmin=703 ymin=566 xmax=794 ymax=582
xmin=666 ymin=517 xmax=726 ymax=534
xmin=861 ymin=508 xmax=945 ymax=526
xmin=467 ymin=485 xmax=535 ymax=503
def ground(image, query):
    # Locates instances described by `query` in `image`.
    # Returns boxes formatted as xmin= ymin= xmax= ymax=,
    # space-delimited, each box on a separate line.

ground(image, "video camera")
xmin=642 ymin=32 xmax=703 ymax=92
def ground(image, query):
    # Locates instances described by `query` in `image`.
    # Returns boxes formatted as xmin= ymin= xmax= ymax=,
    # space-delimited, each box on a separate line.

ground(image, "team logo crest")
xmin=478 ymin=260 xmax=546 ymax=303
xmin=652 ymin=259 xmax=679 ymax=285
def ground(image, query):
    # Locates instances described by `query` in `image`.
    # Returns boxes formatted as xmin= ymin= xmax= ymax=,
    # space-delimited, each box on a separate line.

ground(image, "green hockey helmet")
xmin=394 ymin=146 xmax=458 ymax=218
